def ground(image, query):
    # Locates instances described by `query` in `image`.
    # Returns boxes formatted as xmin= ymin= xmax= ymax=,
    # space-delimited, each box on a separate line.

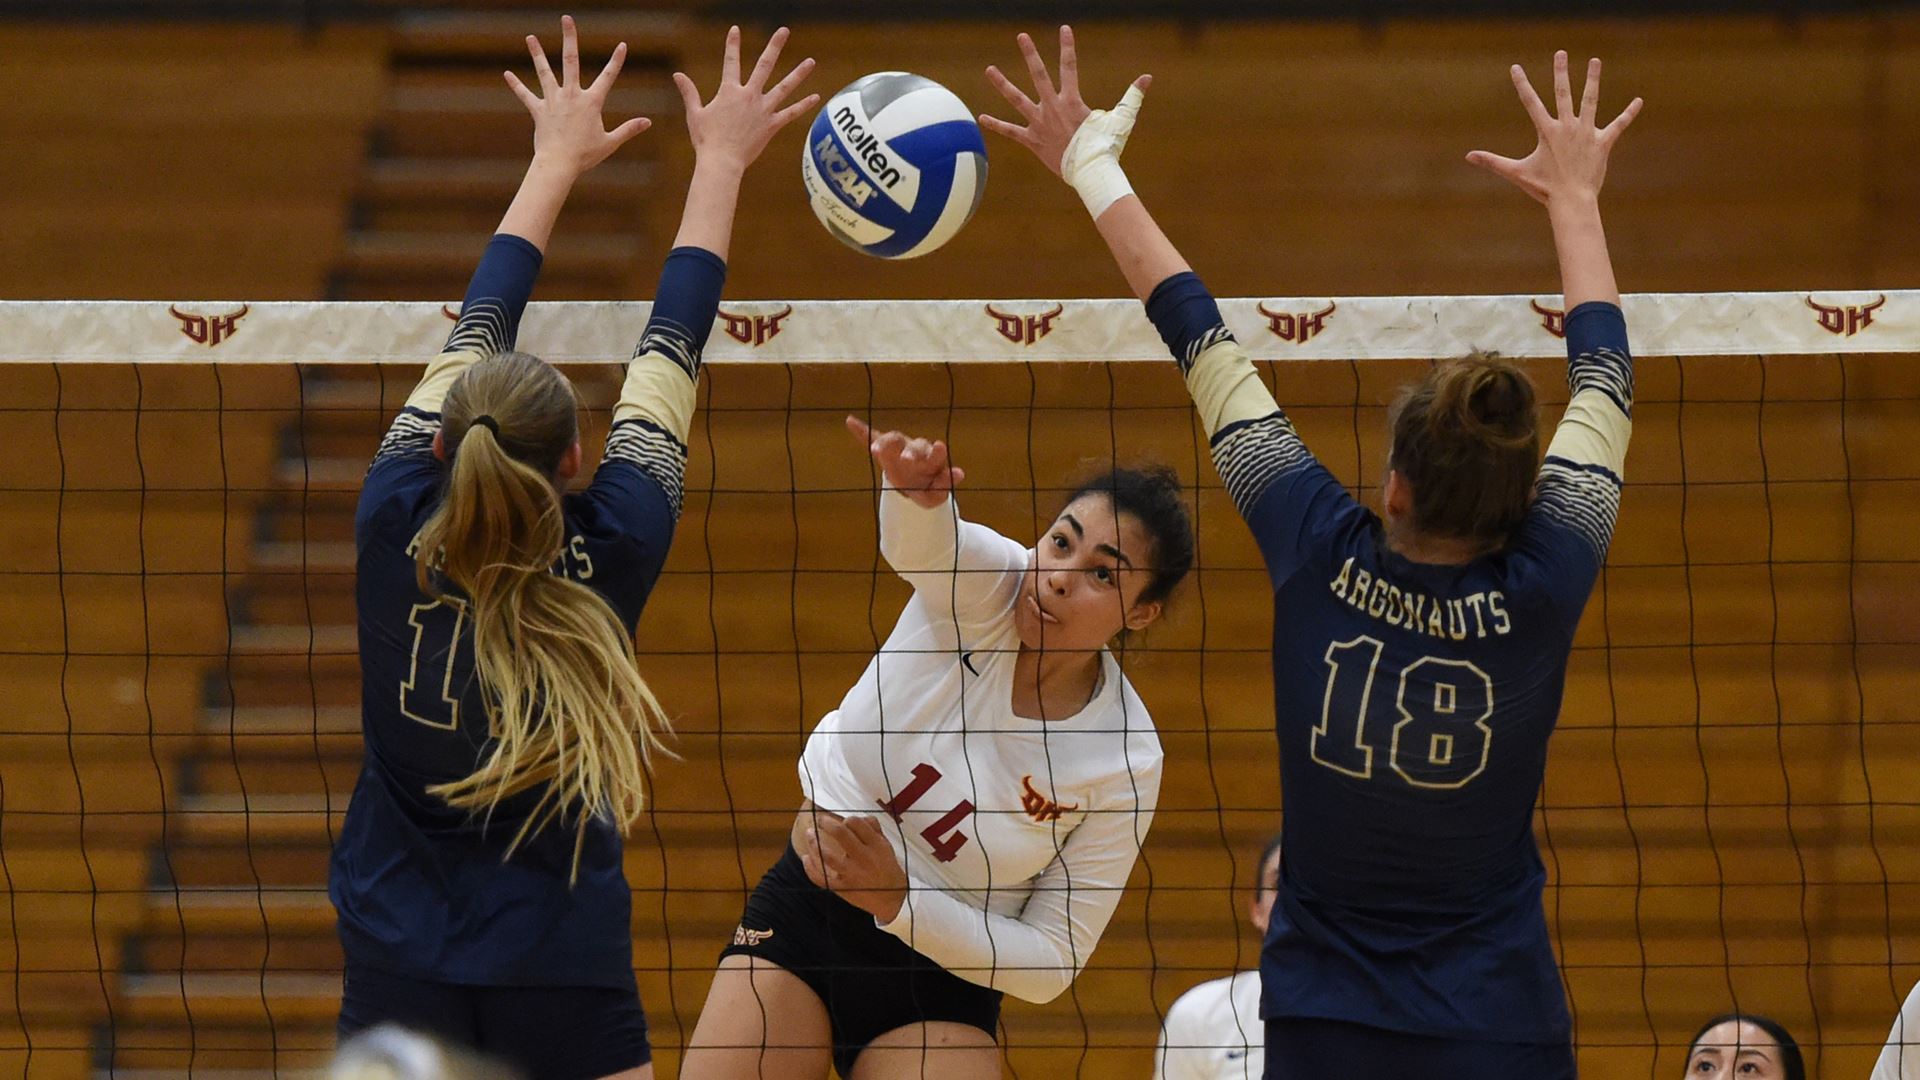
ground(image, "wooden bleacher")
xmin=0 ymin=10 xmax=1915 ymax=1080
xmin=0 ymin=22 xmax=385 ymax=1080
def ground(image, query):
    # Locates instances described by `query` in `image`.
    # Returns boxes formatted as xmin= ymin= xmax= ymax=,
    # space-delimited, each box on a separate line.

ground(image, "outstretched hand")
xmin=506 ymin=16 xmax=651 ymax=177
xmin=980 ymin=25 xmax=1151 ymax=179
xmin=1467 ymin=51 xmax=1642 ymax=206
xmin=675 ymin=26 xmax=819 ymax=175
xmin=846 ymin=416 xmax=965 ymax=510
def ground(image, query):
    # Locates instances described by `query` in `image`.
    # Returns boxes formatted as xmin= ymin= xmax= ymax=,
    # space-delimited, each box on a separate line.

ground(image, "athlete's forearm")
xmin=671 ymin=159 xmax=747 ymax=263
xmin=1090 ymin=195 xmax=1191 ymax=304
xmin=1547 ymin=193 xmax=1620 ymax=310
xmin=495 ymin=154 xmax=582 ymax=256
xmin=876 ymin=874 xmax=1079 ymax=1004
xmin=406 ymin=235 xmax=545 ymax=413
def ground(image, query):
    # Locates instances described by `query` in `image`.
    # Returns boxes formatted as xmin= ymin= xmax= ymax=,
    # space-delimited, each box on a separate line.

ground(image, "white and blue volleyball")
xmin=802 ymin=72 xmax=987 ymax=259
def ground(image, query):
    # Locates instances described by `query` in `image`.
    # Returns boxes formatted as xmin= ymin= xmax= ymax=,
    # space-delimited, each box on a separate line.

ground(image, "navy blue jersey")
xmin=329 ymin=236 xmax=721 ymax=988
xmin=1149 ymin=277 xmax=1632 ymax=1044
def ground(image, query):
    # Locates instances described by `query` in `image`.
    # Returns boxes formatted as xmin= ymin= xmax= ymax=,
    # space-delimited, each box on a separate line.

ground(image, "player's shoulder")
xmin=1105 ymin=666 xmax=1164 ymax=756
xmin=357 ymin=459 xmax=443 ymax=553
xmin=1165 ymin=971 xmax=1246 ymax=1025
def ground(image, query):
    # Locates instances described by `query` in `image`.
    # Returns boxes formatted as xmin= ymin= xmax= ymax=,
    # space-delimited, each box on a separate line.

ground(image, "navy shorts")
xmin=1264 ymin=1017 xmax=1575 ymax=1080
xmin=337 ymin=962 xmax=651 ymax=1080
xmin=719 ymin=843 xmax=1002 ymax=1079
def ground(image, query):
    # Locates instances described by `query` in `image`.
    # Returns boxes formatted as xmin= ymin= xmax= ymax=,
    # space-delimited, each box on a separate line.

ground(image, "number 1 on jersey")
xmin=399 ymin=598 xmax=470 ymax=731
xmin=1312 ymin=634 xmax=1495 ymax=789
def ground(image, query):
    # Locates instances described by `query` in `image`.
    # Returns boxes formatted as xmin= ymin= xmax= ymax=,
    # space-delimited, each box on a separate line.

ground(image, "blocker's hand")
xmin=506 ymin=16 xmax=652 ymax=177
xmin=799 ymin=811 xmax=909 ymax=924
xmin=1467 ymin=50 xmax=1642 ymax=206
xmin=980 ymin=24 xmax=1151 ymax=181
xmin=675 ymin=25 xmax=819 ymax=175
xmin=847 ymin=415 xmax=966 ymax=510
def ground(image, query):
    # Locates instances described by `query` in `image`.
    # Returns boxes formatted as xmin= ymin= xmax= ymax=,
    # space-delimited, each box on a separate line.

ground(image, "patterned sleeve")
xmin=359 ymin=235 xmax=543 ymax=542
xmin=368 ymin=233 xmax=542 ymax=467
xmin=1146 ymin=272 xmax=1357 ymax=587
xmin=586 ymin=246 xmax=726 ymax=534
xmin=1511 ymin=301 xmax=1634 ymax=621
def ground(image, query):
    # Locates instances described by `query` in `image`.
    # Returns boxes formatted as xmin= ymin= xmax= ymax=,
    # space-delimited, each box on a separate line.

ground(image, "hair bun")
xmin=1468 ymin=367 xmax=1532 ymax=435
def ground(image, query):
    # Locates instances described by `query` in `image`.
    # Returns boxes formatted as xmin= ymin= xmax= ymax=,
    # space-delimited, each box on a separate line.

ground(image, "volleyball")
xmin=802 ymin=72 xmax=987 ymax=259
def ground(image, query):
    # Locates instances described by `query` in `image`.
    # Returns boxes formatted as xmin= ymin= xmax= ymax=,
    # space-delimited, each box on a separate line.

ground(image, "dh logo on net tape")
xmin=1530 ymin=299 xmax=1567 ymax=340
xmin=169 ymin=304 xmax=250 ymax=347
xmin=1807 ymin=294 xmax=1886 ymax=338
xmin=1258 ymin=300 xmax=1338 ymax=345
xmin=985 ymin=303 xmax=1064 ymax=347
xmin=719 ymin=305 xmax=795 ymax=347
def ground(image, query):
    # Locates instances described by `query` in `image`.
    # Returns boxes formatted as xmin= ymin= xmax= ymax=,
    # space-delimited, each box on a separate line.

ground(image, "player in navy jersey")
xmin=986 ymin=29 xmax=1641 ymax=1078
xmin=330 ymin=19 xmax=817 ymax=1080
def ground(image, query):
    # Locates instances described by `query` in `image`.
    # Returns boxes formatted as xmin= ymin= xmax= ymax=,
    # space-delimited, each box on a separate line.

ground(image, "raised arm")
xmin=982 ymin=27 xmax=1351 ymax=585
xmin=599 ymin=27 xmax=816 ymax=520
xmin=1480 ymin=55 xmax=1640 ymax=599
xmin=1467 ymin=51 xmax=1641 ymax=310
xmin=375 ymin=15 xmax=649 ymax=461
xmin=844 ymin=416 xmax=1029 ymax=626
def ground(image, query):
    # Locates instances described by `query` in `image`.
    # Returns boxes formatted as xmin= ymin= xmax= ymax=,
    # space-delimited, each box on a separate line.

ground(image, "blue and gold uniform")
xmin=331 ymin=233 xmax=723 ymax=1076
xmin=1146 ymin=274 xmax=1632 ymax=1074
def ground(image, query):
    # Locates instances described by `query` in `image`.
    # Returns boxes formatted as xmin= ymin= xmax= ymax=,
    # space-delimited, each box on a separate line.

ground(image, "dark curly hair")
xmin=1063 ymin=465 xmax=1195 ymax=607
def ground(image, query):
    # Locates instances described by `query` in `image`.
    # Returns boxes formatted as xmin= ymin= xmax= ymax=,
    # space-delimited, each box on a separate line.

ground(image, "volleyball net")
xmin=0 ymin=290 xmax=1914 ymax=1079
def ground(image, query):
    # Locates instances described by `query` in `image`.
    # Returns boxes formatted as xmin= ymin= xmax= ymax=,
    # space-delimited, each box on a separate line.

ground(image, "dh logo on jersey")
xmin=168 ymin=304 xmax=250 ymax=347
xmin=719 ymin=304 xmax=794 ymax=347
xmin=1256 ymin=300 xmax=1337 ymax=345
xmin=731 ymin=925 xmax=775 ymax=947
xmin=1807 ymin=294 xmax=1886 ymax=337
xmin=986 ymin=303 xmax=1064 ymax=346
xmin=1019 ymin=774 xmax=1079 ymax=823
xmin=1530 ymin=299 xmax=1566 ymax=339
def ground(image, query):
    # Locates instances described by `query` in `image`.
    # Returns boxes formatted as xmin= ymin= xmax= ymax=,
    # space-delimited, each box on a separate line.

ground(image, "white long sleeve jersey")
xmin=798 ymin=487 xmax=1163 ymax=1004
xmin=1154 ymin=970 xmax=1263 ymax=1080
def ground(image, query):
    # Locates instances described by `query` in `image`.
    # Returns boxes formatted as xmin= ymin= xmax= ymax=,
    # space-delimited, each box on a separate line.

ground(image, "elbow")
xmin=1005 ymin=944 xmax=1083 ymax=1004
xmin=1008 ymin=971 xmax=1075 ymax=1006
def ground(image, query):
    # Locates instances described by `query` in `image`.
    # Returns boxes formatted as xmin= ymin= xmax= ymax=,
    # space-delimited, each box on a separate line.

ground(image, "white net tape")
xmin=3 ymin=291 xmax=1914 ymax=364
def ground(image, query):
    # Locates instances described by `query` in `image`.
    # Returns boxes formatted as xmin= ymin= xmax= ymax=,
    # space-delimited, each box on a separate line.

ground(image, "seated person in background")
xmin=1684 ymin=1013 xmax=1804 ymax=1080
xmin=1873 ymin=981 xmax=1920 ymax=1079
xmin=1154 ymin=836 xmax=1282 ymax=1080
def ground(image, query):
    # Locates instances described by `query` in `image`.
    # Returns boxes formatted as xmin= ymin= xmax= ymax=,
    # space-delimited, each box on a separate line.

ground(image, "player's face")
xmin=1015 ymin=494 xmax=1161 ymax=652
xmin=1685 ymin=1021 xmax=1787 ymax=1079
xmin=1249 ymin=847 xmax=1282 ymax=937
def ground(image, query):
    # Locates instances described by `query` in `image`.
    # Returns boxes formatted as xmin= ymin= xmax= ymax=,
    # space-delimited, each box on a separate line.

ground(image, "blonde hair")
xmin=1387 ymin=355 xmax=1540 ymax=546
xmin=413 ymin=351 xmax=671 ymax=880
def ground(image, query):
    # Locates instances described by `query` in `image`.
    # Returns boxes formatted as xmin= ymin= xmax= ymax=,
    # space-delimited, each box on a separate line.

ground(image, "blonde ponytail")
xmin=413 ymin=352 xmax=672 ymax=880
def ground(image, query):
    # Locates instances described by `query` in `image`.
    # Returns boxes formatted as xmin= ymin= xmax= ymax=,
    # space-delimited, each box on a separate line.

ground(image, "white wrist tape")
xmin=1061 ymin=83 xmax=1147 ymax=220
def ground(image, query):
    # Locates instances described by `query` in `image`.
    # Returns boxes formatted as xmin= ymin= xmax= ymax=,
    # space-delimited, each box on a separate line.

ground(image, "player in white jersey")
xmin=1874 ymin=985 xmax=1920 ymax=1080
xmin=681 ymin=419 xmax=1193 ymax=1080
xmin=1154 ymin=835 xmax=1281 ymax=1080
